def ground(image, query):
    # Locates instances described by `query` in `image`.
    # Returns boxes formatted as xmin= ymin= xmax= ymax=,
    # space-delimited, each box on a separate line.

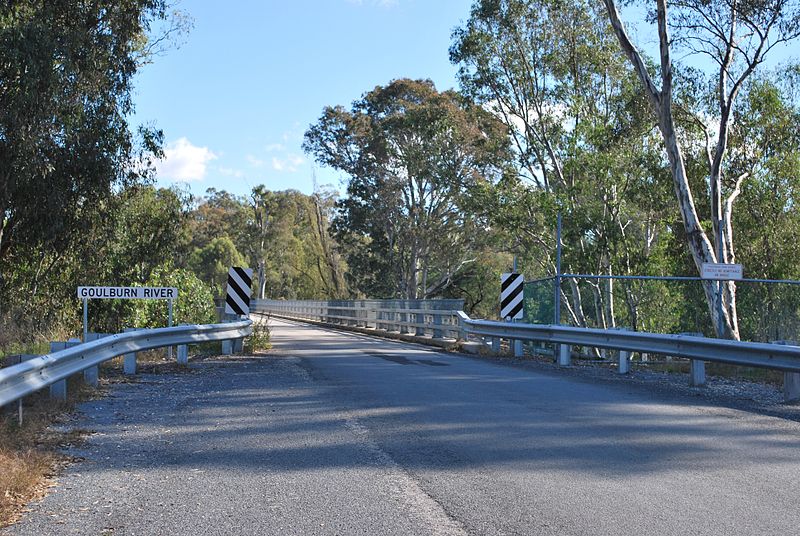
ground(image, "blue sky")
xmin=132 ymin=0 xmax=474 ymax=199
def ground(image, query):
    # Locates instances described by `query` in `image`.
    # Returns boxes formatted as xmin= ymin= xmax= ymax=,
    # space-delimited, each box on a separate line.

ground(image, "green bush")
xmin=130 ymin=263 xmax=216 ymax=328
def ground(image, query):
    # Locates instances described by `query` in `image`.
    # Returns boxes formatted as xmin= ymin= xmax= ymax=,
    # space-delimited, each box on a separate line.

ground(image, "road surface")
xmin=8 ymin=317 xmax=800 ymax=535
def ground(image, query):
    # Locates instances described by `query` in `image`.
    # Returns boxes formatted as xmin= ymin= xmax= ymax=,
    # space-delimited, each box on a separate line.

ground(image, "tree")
xmin=304 ymin=78 xmax=511 ymax=299
xmin=0 ymin=1 xmax=169 ymax=272
xmin=451 ymin=0 xmax=676 ymax=330
xmin=188 ymin=236 xmax=246 ymax=295
xmin=602 ymin=0 xmax=800 ymax=338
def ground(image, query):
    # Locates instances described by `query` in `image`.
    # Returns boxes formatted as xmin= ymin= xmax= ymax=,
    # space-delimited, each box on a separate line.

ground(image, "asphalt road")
xmin=7 ymin=317 xmax=800 ymax=535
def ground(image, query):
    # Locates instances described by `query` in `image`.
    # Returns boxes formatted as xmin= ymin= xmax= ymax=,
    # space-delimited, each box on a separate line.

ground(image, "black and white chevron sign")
xmin=500 ymin=272 xmax=524 ymax=321
xmin=225 ymin=267 xmax=253 ymax=316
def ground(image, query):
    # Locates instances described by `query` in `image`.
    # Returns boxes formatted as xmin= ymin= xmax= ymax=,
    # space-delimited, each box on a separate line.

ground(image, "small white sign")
xmin=77 ymin=286 xmax=178 ymax=300
xmin=701 ymin=263 xmax=743 ymax=281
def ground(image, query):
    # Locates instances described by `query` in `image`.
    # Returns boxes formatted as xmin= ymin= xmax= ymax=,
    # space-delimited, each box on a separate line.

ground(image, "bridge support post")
xmin=177 ymin=344 xmax=188 ymax=365
xmin=784 ymin=372 xmax=800 ymax=403
xmin=415 ymin=301 xmax=425 ymax=336
xmin=690 ymin=360 xmax=706 ymax=386
xmin=433 ymin=312 xmax=443 ymax=339
xmin=558 ymin=344 xmax=571 ymax=366
xmin=618 ymin=350 xmax=631 ymax=374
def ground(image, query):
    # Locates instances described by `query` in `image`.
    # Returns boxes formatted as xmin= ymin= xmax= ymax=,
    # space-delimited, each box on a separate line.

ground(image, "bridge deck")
xmin=9 ymin=317 xmax=800 ymax=535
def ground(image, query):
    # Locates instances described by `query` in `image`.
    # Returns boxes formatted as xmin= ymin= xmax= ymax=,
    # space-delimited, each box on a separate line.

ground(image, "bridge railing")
xmin=0 ymin=320 xmax=252 ymax=413
xmin=252 ymin=299 xmax=464 ymax=340
xmin=254 ymin=299 xmax=800 ymax=402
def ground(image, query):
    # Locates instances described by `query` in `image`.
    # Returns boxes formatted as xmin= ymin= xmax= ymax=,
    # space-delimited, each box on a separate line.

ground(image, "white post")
xmin=784 ymin=372 xmax=800 ymax=403
xmin=167 ymin=298 xmax=174 ymax=360
xmin=82 ymin=298 xmax=88 ymax=342
xmin=690 ymin=359 xmax=706 ymax=386
xmin=123 ymin=328 xmax=138 ymax=375
xmin=177 ymin=344 xmax=188 ymax=365
xmin=618 ymin=350 xmax=631 ymax=374
xmin=558 ymin=344 xmax=571 ymax=366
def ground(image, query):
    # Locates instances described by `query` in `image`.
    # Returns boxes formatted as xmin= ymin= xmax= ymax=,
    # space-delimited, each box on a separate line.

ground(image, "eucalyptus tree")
xmin=603 ymin=0 xmax=800 ymax=338
xmin=0 ymin=0 xmax=171 ymax=311
xmin=451 ymin=0 xmax=673 ymax=330
xmin=304 ymin=79 xmax=511 ymax=300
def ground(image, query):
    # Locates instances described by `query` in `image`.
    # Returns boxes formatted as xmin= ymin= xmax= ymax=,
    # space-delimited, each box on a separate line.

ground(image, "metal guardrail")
xmin=252 ymin=299 xmax=463 ymax=339
xmin=252 ymin=299 xmax=800 ymax=401
xmin=456 ymin=311 xmax=800 ymax=401
xmin=456 ymin=312 xmax=800 ymax=372
xmin=0 ymin=320 xmax=252 ymax=409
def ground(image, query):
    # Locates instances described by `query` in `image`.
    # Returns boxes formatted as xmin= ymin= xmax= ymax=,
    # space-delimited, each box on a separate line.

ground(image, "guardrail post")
xmin=233 ymin=337 xmax=244 ymax=353
xmin=222 ymin=339 xmax=233 ymax=355
xmin=415 ymin=301 xmax=425 ymax=336
xmin=773 ymin=341 xmax=800 ymax=402
xmin=690 ymin=359 xmax=706 ymax=386
xmin=177 ymin=344 xmax=189 ymax=365
xmin=681 ymin=333 xmax=706 ymax=386
xmin=491 ymin=337 xmax=501 ymax=354
xmin=558 ymin=344 xmax=571 ymax=366
xmin=618 ymin=350 xmax=631 ymax=374
xmin=784 ymin=372 xmax=800 ymax=403
xmin=48 ymin=340 xmax=68 ymax=400
xmin=122 ymin=328 xmax=139 ymax=375
xmin=48 ymin=340 xmax=79 ymax=400
xmin=83 ymin=333 xmax=109 ymax=387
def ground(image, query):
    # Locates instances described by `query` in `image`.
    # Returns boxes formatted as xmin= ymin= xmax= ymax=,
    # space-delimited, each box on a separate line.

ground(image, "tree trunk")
xmin=604 ymin=0 xmax=739 ymax=339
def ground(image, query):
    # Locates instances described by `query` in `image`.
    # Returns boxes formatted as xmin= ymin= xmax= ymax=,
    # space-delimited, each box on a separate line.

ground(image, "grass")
xmin=244 ymin=316 xmax=271 ymax=354
xmin=0 ymin=377 xmax=97 ymax=528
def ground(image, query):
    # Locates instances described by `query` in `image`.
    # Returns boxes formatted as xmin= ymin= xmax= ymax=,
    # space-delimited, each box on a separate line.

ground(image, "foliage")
xmin=130 ymin=263 xmax=215 ymax=328
xmin=188 ymin=236 xmax=246 ymax=296
xmin=0 ymin=0 xmax=168 ymax=269
xmin=304 ymin=78 xmax=511 ymax=300
xmin=244 ymin=316 xmax=271 ymax=353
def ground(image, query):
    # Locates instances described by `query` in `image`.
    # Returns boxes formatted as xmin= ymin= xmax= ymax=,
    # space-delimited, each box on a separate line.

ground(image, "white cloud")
xmin=218 ymin=166 xmax=245 ymax=178
xmin=272 ymin=154 xmax=305 ymax=172
xmin=157 ymin=138 xmax=217 ymax=181
xmin=265 ymin=143 xmax=285 ymax=153
xmin=246 ymin=154 xmax=265 ymax=167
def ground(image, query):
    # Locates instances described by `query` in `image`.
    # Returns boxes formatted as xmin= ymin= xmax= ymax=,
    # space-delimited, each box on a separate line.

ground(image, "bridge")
xmin=6 ymin=307 xmax=800 ymax=535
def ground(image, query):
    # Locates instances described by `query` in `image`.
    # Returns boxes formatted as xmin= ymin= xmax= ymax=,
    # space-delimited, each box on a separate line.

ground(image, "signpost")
xmin=78 ymin=286 xmax=179 ymax=355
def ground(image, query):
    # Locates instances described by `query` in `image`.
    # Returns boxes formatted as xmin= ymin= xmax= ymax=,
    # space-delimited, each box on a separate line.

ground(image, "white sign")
xmin=701 ymin=263 xmax=743 ymax=281
xmin=77 ymin=286 xmax=178 ymax=300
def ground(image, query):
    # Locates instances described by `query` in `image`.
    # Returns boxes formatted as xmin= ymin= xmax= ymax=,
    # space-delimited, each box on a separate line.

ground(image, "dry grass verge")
xmin=0 ymin=378 xmax=97 ymax=528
